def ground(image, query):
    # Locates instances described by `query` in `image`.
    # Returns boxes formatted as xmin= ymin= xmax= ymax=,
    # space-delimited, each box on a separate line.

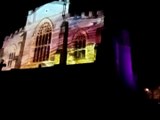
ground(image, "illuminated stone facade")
xmin=0 ymin=0 xmax=104 ymax=71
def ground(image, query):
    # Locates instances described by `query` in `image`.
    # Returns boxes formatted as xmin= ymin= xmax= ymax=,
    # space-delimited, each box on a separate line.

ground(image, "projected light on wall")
xmin=0 ymin=0 xmax=104 ymax=71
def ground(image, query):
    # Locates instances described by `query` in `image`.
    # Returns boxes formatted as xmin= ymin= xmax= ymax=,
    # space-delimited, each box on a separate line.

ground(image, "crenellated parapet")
xmin=6 ymin=27 xmax=25 ymax=39
xmin=70 ymin=10 xmax=104 ymax=19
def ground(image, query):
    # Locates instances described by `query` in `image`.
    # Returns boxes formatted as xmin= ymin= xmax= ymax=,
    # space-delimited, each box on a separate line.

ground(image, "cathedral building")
xmin=0 ymin=0 xmax=104 ymax=71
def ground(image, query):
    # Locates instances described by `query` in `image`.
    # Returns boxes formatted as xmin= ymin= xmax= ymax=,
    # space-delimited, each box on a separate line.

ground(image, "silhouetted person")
xmin=0 ymin=59 xmax=6 ymax=71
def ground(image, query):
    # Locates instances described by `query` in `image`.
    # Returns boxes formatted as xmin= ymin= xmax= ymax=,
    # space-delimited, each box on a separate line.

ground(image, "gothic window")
xmin=8 ymin=52 xmax=15 ymax=67
xmin=33 ymin=22 xmax=52 ymax=62
xmin=74 ymin=32 xmax=86 ymax=59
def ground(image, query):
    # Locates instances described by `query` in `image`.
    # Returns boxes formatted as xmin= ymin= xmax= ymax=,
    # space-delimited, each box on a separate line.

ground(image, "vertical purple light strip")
xmin=115 ymin=30 xmax=136 ymax=89
xmin=121 ymin=30 xmax=135 ymax=89
xmin=119 ymin=44 xmax=135 ymax=88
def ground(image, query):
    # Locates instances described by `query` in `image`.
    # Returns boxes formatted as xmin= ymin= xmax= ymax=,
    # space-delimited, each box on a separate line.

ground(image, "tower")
xmin=60 ymin=0 xmax=69 ymax=65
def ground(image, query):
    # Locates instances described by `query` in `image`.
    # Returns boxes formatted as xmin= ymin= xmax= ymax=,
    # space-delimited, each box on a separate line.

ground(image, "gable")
xmin=26 ymin=1 xmax=69 ymax=25
xmin=35 ymin=3 xmax=65 ymax=21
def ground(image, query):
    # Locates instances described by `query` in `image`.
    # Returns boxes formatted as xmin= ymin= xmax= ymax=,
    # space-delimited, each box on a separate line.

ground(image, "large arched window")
xmin=74 ymin=32 xmax=86 ymax=59
xmin=33 ymin=22 xmax=52 ymax=62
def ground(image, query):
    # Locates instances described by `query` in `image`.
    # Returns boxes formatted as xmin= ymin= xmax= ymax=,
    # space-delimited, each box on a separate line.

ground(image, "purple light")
xmin=114 ymin=30 xmax=136 ymax=89
xmin=119 ymin=44 xmax=135 ymax=87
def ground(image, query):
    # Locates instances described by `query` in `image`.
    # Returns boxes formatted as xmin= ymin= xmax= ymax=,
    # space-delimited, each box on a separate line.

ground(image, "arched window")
xmin=33 ymin=22 xmax=52 ymax=62
xmin=8 ymin=52 xmax=15 ymax=67
xmin=74 ymin=32 xmax=86 ymax=59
